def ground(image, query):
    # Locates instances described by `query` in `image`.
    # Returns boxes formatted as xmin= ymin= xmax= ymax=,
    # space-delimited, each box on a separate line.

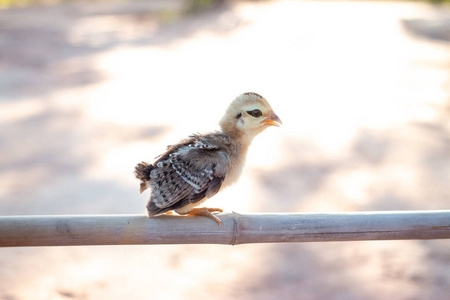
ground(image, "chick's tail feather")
xmin=134 ymin=162 xmax=153 ymax=193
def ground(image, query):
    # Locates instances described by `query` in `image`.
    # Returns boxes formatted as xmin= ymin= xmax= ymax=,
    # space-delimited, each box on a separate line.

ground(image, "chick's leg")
xmin=187 ymin=207 xmax=223 ymax=226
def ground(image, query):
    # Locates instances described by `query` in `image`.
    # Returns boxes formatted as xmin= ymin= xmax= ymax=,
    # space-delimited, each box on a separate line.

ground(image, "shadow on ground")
xmin=0 ymin=1 xmax=243 ymax=101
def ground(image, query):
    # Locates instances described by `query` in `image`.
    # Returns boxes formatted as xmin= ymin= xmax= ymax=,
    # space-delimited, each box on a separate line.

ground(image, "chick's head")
xmin=220 ymin=92 xmax=282 ymax=140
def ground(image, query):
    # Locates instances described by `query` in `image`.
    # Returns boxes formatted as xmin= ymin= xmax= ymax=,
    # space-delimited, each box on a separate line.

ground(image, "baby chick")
xmin=135 ymin=92 xmax=282 ymax=226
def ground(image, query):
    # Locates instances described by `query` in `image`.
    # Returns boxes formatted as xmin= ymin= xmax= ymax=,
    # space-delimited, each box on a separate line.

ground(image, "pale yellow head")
xmin=219 ymin=92 xmax=282 ymax=141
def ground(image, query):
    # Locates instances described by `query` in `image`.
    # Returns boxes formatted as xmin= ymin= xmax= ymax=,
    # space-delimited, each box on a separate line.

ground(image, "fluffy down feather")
xmin=136 ymin=133 xmax=230 ymax=216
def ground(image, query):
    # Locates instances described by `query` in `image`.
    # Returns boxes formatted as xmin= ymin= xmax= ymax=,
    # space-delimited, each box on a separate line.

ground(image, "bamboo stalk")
xmin=0 ymin=210 xmax=449 ymax=247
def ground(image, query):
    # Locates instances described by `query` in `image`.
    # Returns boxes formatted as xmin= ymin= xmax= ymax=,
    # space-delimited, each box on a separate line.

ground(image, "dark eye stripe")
xmin=247 ymin=109 xmax=262 ymax=118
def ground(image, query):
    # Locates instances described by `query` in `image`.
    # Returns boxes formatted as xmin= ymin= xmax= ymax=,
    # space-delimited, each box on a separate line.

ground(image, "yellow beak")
xmin=262 ymin=112 xmax=282 ymax=127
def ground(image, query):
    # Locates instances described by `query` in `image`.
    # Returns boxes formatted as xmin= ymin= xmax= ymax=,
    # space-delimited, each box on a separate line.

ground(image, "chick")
xmin=135 ymin=92 xmax=282 ymax=226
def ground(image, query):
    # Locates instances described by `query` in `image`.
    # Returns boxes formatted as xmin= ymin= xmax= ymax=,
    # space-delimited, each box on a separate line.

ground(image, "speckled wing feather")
xmin=136 ymin=134 xmax=230 ymax=216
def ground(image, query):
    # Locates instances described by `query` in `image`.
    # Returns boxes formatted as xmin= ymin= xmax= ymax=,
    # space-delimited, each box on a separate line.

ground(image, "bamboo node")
xmin=230 ymin=212 xmax=239 ymax=245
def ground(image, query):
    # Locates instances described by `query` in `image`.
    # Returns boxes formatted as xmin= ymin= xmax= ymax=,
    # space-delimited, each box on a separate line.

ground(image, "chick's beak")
xmin=262 ymin=112 xmax=283 ymax=127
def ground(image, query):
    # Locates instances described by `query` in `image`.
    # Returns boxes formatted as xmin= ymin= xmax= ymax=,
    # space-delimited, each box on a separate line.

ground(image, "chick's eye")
xmin=247 ymin=109 xmax=262 ymax=118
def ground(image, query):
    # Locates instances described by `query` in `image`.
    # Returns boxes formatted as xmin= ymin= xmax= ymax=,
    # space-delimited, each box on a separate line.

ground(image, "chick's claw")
xmin=187 ymin=207 xmax=223 ymax=226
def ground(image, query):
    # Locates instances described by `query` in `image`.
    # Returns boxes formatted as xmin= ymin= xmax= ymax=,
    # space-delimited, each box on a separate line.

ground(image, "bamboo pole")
xmin=0 ymin=210 xmax=449 ymax=247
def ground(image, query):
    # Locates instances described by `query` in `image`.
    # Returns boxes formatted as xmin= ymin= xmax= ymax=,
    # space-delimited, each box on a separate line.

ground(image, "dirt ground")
xmin=1 ymin=0 xmax=450 ymax=299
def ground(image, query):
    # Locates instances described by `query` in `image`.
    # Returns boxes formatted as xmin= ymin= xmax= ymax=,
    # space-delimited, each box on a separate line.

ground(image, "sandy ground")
xmin=1 ymin=0 xmax=450 ymax=299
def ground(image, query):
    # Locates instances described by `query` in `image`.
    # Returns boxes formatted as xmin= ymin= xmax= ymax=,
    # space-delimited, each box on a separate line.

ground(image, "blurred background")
xmin=1 ymin=0 xmax=450 ymax=299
